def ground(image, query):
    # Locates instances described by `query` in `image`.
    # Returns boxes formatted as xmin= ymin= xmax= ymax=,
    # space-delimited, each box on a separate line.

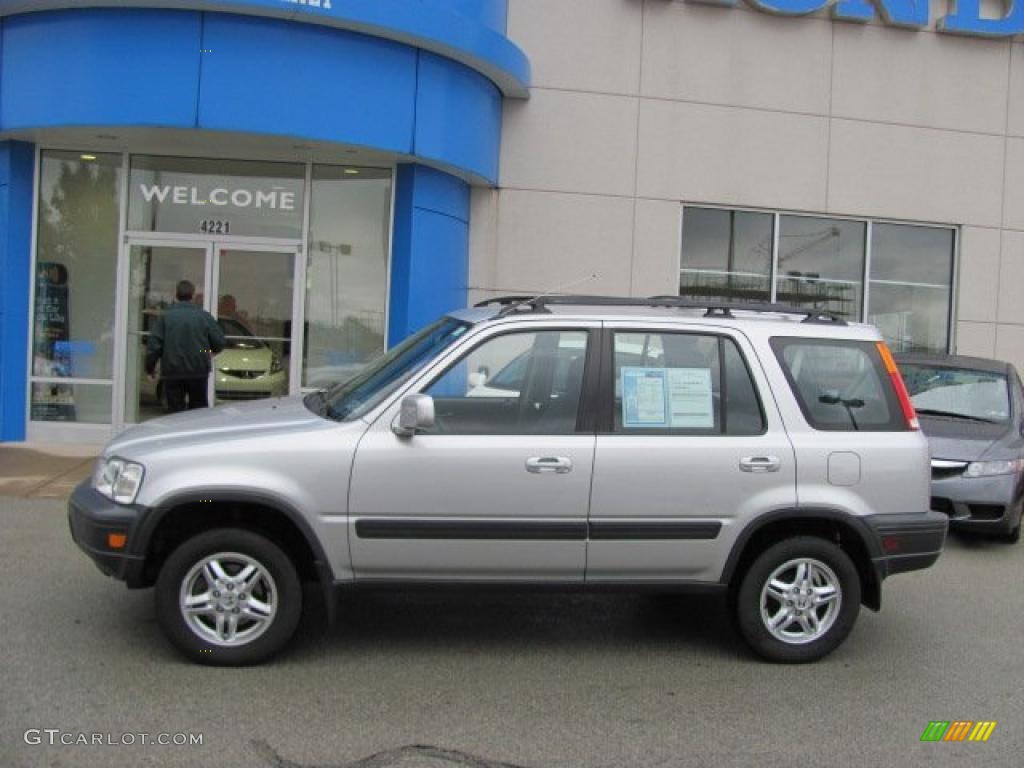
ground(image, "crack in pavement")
xmin=251 ymin=740 xmax=533 ymax=768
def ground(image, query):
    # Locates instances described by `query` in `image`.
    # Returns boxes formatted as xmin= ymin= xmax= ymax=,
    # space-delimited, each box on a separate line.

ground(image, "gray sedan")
xmin=898 ymin=353 xmax=1024 ymax=543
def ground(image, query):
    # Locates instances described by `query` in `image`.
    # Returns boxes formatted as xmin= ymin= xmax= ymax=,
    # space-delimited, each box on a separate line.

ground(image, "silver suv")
xmin=69 ymin=296 xmax=948 ymax=665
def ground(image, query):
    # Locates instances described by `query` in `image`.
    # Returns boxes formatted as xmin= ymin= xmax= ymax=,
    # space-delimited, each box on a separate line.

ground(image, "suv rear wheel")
xmin=735 ymin=537 xmax=861 ymax=663
xmin=155 ymin=529 xmax=302 ymax=665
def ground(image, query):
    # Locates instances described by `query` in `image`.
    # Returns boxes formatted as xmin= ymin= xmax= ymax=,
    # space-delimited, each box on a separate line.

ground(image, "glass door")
xmin=211 ymin=246 xmax=297 ymax=406
xmin=123 ymin=241 xmax=212 ymax=424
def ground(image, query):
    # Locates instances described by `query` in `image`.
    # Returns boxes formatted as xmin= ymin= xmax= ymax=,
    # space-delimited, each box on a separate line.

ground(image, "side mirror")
xmin=393 ymin=394 xmax=435 ymax=437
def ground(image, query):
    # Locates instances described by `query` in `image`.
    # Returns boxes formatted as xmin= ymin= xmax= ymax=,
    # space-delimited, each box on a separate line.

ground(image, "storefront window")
xmin=868 ymin=224 xmax=954 ymax=354
xmin=31 ymin=150 xmax=395 ymax=430
xmin=31 ymin=151 xmax=121 ymax=422
xmin=776 ymin=216 xmax=865 ymax=320
xmin=303 ymin=166 xmax=392 ymax=389
xmin=679 ymin=206 xmax=955 ymax=352
xmin=680 ymin=208 xmax=772 ymax=302
xmin=128 ymin=156 xmax=305 ymax=239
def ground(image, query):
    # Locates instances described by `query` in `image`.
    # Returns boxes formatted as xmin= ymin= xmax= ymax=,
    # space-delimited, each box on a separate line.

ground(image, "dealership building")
xmin=1 ymin=0 xmax=1023 ymax=443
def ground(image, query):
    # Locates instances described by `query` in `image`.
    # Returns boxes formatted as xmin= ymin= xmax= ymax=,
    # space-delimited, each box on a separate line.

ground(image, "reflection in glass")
xmin=32 ymin=151 xmax=121 ymax=387
xmin=215 ymin=250 xmax=294 ymax=404
xmin=31 ymin=382 xmax=113 ymax=424
xmin=680 ymin=208 xmax=772 ymax=302
xmin=776 ymin=216 xmax=865 ymax=319
xmin=678 ymin=206 xmax=954 ymax=353
xmin=128 ymin=155 xmax=305 ymax=239
xmin=124 ymin=246 xmax=207 ymax=423
xmin=868 ymin=224 xmax=954 ymax=354
xmin=303 ymin=166 xmax=392 ymax=388
xmin=424 ymin=331 xmax=589 ymax=436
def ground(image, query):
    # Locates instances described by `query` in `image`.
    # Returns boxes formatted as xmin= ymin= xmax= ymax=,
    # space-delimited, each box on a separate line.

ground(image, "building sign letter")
xmin=745 ymin=0 xmax=832 ymax=15
xmin=939 ymin=0 xmax=1024 ymax=37
xmin=833 ymin=0 xmax=929 ymax=27
xmin=687 ymin=0 xmax=1024 ymax=37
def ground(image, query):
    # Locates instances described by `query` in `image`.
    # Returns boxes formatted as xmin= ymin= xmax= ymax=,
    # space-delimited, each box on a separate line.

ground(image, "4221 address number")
xmin=199 ymin=220 xmax=231 ymax=234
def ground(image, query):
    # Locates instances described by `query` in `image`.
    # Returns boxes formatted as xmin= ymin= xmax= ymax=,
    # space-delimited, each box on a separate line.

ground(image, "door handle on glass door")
xmin=739 ymin=456 xmax=781 ymax=473
xmin=526 ymin=457 xmax=573 ymax=474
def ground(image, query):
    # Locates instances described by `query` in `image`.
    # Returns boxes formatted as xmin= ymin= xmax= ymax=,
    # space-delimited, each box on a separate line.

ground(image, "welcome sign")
xmin=691 ymin=0 xmax=1024 ymax=37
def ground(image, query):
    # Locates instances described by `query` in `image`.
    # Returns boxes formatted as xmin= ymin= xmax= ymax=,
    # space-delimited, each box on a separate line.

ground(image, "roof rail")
xmin=473 ymin=295 xmax=540 ymax=308
xmin=476 ymin=294 xmax=848 ymax=325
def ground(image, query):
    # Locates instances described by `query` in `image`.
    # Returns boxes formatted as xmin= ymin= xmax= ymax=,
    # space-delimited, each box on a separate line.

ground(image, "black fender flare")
xmin=720 ymin=507 xmax=884 ymax=608
xmin=138 ymin=489 xmax=339 ymax=623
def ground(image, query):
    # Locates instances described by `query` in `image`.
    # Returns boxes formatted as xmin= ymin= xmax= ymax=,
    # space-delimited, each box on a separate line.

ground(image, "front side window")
xmin=423 ymin=330 xmax=590 ymax=435
xmin=900 ymin=365 xmax=1009 ymax=424
xmin=772 ymin=339 xmax=903 ymax=431
xmin=612 ymin=332 xmax=765 ymax=435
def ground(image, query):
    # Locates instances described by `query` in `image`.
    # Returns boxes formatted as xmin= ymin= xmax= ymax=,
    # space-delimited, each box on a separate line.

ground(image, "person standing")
xmin=145 ymin=280 xmax=227 ymax=412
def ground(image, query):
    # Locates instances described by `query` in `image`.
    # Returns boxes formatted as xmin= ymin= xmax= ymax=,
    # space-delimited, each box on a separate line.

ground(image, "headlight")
xmin=270 ymin=355 xmax=284 ymax=374
xmin=93 ymin=457 xmax=145 ymax=504
xmin=964 ymin=459 xmax=1024 ymax=478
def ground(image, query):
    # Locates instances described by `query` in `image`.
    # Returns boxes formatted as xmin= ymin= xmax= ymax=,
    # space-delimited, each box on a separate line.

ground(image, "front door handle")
xmin=739 ymin=456 xmax=781 ymax=473
xmin=526 ymin=456 xmax=573 ymax=474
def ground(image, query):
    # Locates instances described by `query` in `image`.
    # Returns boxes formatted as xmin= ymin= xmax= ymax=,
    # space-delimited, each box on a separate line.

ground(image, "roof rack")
xmin=472 ymin=295 xmax=540 ymax=308
xmin=473 ymin=294 xmax=848 ymax=325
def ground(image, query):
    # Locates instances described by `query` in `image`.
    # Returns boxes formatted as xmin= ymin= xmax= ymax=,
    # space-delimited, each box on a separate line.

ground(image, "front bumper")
xmin=864 ymin=511 xmax=948 ymax=579
xmin=215 ymin=369 xmax=287 ymax=402
xmin=930 ymin=471 xmax=1022 ymax=535
xmin=67 ymin=481 xmax=149 ymax=587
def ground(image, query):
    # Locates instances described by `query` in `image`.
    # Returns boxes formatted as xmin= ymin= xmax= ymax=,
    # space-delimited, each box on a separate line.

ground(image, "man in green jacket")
xmin=145 ymin=280 xmax=227 ymax=412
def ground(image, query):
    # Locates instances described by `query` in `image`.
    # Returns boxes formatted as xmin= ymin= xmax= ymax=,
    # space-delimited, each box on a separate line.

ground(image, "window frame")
xmin=679 ymin=204 xmax=958 ymax=354
xmin=597 ymin=327 xmax=767 ymax=438
xmin=414 ymin=326 xmax=599 ymax=437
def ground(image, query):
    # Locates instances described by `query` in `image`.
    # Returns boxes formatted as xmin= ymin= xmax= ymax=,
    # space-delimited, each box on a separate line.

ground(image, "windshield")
xmin=312 ymin=316 xmax=471 ymax=421
xmin=900 ymin=364 xmax=1010 ymax=424
xmin=218 ymin=317 xmax=264 ymax=350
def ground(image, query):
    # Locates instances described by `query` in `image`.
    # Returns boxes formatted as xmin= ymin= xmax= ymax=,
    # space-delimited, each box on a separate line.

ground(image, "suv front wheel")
xmin=735 ymin=537 xmax=861 ymax=663
xmin=155 ymin=529 xmax=302 ymax=665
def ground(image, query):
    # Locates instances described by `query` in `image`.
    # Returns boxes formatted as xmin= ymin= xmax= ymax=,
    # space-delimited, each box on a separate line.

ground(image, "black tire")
xmin=734 ymin=536 xmax=861 ymax=664
xmin=155 ymin=528 xmax=302 ymax=666
xmin=1005 ymin=523 xmax=1021 ymax=545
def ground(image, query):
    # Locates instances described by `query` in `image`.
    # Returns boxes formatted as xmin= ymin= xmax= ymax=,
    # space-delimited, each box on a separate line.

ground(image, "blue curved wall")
xmin=0 ymin=0 xmax=529 ymax=96
xmin=0 ymin=7 xmax=504 ymax=182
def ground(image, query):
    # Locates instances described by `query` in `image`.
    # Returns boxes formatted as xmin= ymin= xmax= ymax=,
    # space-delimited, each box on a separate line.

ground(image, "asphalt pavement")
xmin=1 ymin=496 xmax=1021 ymax=768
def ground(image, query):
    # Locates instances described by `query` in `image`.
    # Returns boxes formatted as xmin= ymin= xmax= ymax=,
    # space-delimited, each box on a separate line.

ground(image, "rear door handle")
xmin=739 ymin=456 xmax=781 ymax=473
xmin=526 ymin=457 xmax=573 ymax=474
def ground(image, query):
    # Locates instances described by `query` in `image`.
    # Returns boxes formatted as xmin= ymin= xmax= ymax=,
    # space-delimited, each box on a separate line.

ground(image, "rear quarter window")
xmin=771 ymin=338 xmax=905 ymax=431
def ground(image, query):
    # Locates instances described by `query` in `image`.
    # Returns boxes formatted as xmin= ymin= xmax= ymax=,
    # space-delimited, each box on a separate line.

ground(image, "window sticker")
xmin=621 ymin=367 xmax=714 ymax=429
xmin=622 ymin=368 xmax=668 ymax=427
xmin=666 ymin=368 xmax=714 ymax=428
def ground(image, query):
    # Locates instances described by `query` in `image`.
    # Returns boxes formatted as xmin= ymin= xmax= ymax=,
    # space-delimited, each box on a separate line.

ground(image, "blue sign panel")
xmin=0 ymin=0 xmax=530 ymax=96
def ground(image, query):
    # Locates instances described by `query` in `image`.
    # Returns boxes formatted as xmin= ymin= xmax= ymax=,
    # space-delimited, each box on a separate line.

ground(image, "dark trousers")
xmin=165 ymin=378 xmax=210 ymax=413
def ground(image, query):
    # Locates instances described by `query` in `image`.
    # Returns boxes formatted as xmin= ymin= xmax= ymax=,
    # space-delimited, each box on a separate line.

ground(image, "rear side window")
xmin=611 ymin=332 xmax=765 ymax=435
xmin=771 ymin=338 xmax=904 ymax=431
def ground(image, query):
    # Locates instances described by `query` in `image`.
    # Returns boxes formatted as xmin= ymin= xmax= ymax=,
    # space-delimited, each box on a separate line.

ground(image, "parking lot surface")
xmin=1 ymin=496 xmax=1021 ymax=768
